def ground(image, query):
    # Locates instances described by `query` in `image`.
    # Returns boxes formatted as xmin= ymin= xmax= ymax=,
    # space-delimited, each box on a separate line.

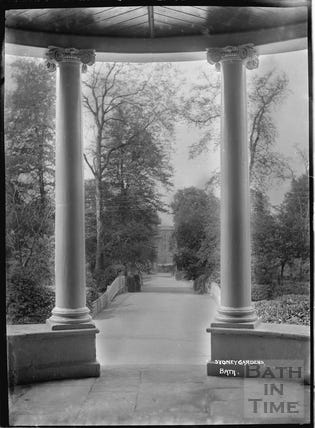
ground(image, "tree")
xmin=250 ymin=190 xmax=279 ymax=284
xmin=5 ymin=58 xmax=56 ymax=323
xmin=84 ymin=124 xmax=172 ymax=285
xmin=82 ymin=62 xmax=177 ymax=284
xmin=251 ymin=174 xmax=310 ymax=286
xmin=171 ymin=187 xmax=220 ymax=281
xmin=6 ymin=59 xmax=55 ymax=204
xmin=182 ymin=68 xmax=290 ymax=189
xmin=277 ymin=173 xmax=310 ymax=281
xmin=5 ymin=58 xmax=55 ymax=283
xmin=102 ymin=119 xmax=172 ymax=264
xmin=196 ymin=191 xmax=220 ymax=282
xmin=248 ymin=70 xmax=290 ymax=188
xmin=181 ymin=71 xmax=221 ymax=158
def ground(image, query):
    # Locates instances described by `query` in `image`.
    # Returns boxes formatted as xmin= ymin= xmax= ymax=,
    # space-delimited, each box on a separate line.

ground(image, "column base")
xmin=47 ymin=306 xmax=95 ymax=330
xmin=47 ymin=320 xmax=96 ymax=330
xmin=211 ymin=305 xmax=260 ymax=328
xmin=209 ymin=320 xmax=261 ymax=329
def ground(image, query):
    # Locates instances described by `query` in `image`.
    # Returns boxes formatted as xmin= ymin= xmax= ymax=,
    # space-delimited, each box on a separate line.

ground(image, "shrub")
xmin=94 ymin=264 xmax=125 ymax=293
xmin=254 ymin=294 xmax=310 ymax=326
xmin=251 ymin=257 xmax=275 ymax=285
xmin=193 ymin=274 xmax=208 ymax=294
xmin=272 ymin=281 xmax=309 ymax=298
xmin=86 ymin=287 xmax=100 ymax=311
xmin=175 ymin=271 xmax=185 ymax=280
xmin=86 ymin=268 xmax=100 ymax=310
xmin=6 ymin=266 xmax=54 ymax=324
xmin=86 ymin=268 xmax=97 ymax=289
xmin=251 ymin=283 xmax=272 ymax=301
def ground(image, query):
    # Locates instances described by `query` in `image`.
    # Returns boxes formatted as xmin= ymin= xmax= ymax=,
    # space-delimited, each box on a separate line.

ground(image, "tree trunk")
xmin=94 ymin=130 xmax=104 ymax=289
xmin=280 ymin=260 xmax=286 ymax=283
xmin=299 ymin=257 xmax=303 ymax=281
xmin=95 ymin=176 xmax=103 ymax=276
xmin=38 ymin=165 xmax=46 ymax=212
xmin=37 ymin=130 xmax=46 ymax=213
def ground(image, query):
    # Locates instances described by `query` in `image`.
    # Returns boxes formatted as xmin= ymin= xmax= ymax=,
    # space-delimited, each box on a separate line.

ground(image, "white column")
xmin=46 ymin=47 xmax=95 ymax=329
xmin=207 ymin=45 xmax=260 ymax=328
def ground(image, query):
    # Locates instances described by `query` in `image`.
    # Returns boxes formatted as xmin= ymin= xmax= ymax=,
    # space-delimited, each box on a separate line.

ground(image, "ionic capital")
xmin=207 ymin=44 xmax=259 ymax=71
xmin=46 ymin=46 xmax=96 ymax=73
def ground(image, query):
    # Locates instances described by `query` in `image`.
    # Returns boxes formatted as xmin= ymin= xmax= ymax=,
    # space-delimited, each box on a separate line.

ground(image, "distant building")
xmin=154 ymin=226 xmax=175 ymax=271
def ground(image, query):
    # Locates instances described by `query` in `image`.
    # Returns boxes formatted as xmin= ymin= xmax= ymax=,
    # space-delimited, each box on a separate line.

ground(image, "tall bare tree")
xmin=82 ymin=63 xmax=177 ymax=283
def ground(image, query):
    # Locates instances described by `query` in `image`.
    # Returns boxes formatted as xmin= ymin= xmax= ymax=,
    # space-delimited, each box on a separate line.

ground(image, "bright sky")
xmin=159 ymin=49 xmax=309 ymax=226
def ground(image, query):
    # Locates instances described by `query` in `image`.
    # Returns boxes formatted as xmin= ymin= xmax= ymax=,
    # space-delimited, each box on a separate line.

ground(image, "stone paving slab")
xmin=9 ymin=364 xmax=311 ymax=426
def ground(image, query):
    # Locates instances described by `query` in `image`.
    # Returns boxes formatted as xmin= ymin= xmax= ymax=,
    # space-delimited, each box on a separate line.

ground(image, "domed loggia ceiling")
xmin=5 ymin=3 xmax=308 ymax=62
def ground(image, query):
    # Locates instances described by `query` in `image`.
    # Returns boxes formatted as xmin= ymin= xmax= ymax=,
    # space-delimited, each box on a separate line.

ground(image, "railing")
xmin=91 ymin=275 xmax=126 ymax=318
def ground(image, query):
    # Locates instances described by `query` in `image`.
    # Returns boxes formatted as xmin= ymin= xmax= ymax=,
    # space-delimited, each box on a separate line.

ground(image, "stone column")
xmin=46 ymin=47 xmax=95 ymax=329
xmin=207 ymin=45 xmax=259 ymax=328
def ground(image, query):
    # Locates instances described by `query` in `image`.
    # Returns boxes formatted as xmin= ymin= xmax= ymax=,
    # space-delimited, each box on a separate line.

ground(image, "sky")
xmin=158 ymin=49 xmax=309 ymax=226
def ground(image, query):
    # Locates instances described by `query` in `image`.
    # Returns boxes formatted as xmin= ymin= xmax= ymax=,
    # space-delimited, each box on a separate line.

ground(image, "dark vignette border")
xmin=0 ymin=1 xmax=313 ymax=428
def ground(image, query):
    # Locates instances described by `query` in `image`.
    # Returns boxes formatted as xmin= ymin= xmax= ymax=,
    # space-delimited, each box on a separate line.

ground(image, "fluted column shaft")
xmin=207 ymin=45 xmax=259 ymax=327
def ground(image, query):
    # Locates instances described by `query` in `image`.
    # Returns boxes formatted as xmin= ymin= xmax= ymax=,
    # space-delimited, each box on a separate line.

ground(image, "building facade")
xmin=155 ymin=226 xmax=175 ymax=269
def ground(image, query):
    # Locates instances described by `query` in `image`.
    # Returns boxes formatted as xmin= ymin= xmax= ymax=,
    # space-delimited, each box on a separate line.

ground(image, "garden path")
xmin=94 ymin=273 xmax=216 ymax=365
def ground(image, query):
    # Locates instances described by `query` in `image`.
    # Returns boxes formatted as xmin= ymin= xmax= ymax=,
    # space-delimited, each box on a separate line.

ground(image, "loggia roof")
xmin=5 ymin=3 xmax=308 ymax=62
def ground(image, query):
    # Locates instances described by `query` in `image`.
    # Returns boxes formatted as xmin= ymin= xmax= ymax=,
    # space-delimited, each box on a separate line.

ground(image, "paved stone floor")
xmin=94 ymin=274 xmax=216 ymax=366
xmin=9 ymin=364 xmax=311 ymax=425
xmin=8 ymin=274 xmax=311 ymax=425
